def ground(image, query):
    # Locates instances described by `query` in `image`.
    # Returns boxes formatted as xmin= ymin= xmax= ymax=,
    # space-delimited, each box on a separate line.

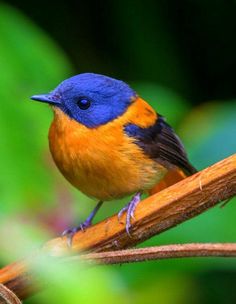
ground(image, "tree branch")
xmin=76 ymin=243 xmax=236 ymax=264
xmin=45 ymin=153 xmax=236 ymax=255
xmin=0 ymin=154 xmax=235 ymax=300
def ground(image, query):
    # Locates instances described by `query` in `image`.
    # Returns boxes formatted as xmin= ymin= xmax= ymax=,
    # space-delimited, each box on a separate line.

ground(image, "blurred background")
xmin=0 ymin=1 xmax=236 ymax=303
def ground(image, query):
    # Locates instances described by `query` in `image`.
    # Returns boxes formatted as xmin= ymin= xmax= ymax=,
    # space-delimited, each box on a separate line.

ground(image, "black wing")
xmin=124 ymin=115 xmax=197 ymax=176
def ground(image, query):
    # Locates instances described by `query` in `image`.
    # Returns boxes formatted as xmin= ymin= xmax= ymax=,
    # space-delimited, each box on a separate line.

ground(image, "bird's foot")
xmin=62 ymin=200 xmax=103 ymax=247
xmin=118 ymin=192 xmax=142 ymax=237
xmin=62 ymin=218 xmax=92 ymax=247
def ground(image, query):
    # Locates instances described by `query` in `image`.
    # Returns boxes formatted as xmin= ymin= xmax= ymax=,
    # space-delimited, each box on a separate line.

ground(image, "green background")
xmin=0 ymin=2 xmax=235 ymax=303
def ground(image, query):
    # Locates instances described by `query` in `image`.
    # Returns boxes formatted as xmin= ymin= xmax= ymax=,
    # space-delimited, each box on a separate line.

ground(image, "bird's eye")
xmin=76 ymin=98 xmax=91 ymax=110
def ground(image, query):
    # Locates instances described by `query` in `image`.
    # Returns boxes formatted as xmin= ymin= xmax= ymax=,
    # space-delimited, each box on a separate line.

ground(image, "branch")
xmin=77 ymin=243 xmax=236 ymax=264
xmin=0 ymin=154 xmax=235 ymax=300
xmin=46 ymin=153 xmax=236 ymax=255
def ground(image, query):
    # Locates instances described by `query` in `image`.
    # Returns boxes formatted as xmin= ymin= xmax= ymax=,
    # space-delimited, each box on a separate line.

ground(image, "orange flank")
xmin=49 ymin=97 xmax=168 ymax=201
xmin=149 ymin=168 xmax=187 ymax=195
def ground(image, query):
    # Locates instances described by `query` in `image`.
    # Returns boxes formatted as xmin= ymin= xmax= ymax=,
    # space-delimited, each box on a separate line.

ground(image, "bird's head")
xmin=31 ymin=73 xmax=137 ymax=128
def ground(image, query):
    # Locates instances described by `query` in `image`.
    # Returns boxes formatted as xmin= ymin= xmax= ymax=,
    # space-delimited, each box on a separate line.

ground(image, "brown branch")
xmin=0 ymin=283 xmax=22 ymax=304
xmin=0 ymin=154 xmax=235 ymax=300
xmin=77 ymin=243 xmax=236 ymax=264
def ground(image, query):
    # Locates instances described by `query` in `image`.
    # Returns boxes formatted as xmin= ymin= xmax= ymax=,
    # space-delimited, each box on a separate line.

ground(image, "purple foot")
xmin=118 ymin=192 xmax=142 ymax=237
xmin=62 ymin=218 xmax=92 ymax=247
xmin=62 ymin=200 xmax=103 ymax=247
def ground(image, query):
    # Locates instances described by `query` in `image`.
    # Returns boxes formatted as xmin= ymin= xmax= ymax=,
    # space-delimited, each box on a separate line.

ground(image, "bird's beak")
xmin=30 ymin=94 xmax=61 ymax=105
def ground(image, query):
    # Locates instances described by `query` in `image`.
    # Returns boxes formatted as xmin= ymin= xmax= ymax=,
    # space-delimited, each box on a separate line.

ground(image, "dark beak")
xmin=30 ymin=94 xmax=61 ymax=105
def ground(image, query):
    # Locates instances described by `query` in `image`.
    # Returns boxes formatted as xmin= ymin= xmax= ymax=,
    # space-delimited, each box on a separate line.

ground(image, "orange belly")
xmin=48 ymin=107 xmax=168 ymax=201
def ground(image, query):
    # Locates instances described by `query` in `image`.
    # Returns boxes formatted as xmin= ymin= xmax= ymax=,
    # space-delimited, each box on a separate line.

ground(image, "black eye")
xmin=76 ymin=97 xmax=91 ymax=110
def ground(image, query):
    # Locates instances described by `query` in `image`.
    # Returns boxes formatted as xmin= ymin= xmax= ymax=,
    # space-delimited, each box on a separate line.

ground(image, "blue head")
xmin=31 ymin=73 xmax=137 ymax=128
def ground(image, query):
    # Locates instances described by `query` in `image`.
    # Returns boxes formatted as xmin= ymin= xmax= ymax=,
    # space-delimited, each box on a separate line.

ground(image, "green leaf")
xmin=0 ymin=4 xmax=73 ymax=213
xmin=179 ymin=101 xmax=236 ymax=169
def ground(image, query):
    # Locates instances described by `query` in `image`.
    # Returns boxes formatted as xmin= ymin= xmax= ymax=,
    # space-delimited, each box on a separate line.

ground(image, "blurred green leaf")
xmin=133 ymin=272 xmax=198 ymax=304
xmin=0 ymin=3 xmax=73 ymax=213
xmin=28 ymin=259 xmax=129 ymax=304
xmin=179 ymin=101 xmax=236 ymax=169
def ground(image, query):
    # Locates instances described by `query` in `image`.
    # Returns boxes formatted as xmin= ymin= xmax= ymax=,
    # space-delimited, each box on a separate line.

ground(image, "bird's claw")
xmin=118 ymin=192 xmax=142 ymax=237
xmin=118 ymin=206 xmax=128 ymax=221
xmin=62 ymin=219 xmax=92 ymax=247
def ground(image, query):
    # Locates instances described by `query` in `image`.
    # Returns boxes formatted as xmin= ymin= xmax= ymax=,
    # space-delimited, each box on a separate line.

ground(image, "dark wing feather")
xmin=125 ymin=115 xmax=197 ymax=176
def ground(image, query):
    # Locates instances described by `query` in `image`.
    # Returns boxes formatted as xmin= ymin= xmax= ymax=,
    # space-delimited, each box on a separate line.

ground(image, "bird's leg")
xmin=62 ymin=200 xmax=103 ymax=246
xmin=79 ymin=200 xmax=104 ymax=231
xmin=118 ymin=192 xmax=142 ymax=236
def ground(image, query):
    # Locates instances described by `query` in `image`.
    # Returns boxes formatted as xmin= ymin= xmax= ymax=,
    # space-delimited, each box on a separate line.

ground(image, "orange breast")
xmin=48 ymin=98 xmax=168 ymax=201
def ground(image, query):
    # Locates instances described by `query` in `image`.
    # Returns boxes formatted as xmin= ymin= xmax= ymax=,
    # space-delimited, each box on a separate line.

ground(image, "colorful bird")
xmin=31 ymin=73 xmax=196 ymax=242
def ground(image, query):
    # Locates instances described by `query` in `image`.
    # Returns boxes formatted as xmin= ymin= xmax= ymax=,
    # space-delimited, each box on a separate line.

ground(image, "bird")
xmin=31 ymin=73 xmax=196 ymax=242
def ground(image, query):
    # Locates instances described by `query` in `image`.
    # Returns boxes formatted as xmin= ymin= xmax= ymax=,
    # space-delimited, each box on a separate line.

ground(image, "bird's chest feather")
xmin=48 ymin=106 xmax=167 ymax=200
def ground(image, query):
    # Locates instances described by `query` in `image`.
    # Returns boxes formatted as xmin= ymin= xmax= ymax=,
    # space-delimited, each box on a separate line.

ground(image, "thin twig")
xmin=76 ymin=243 xmax=236 ymax=264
